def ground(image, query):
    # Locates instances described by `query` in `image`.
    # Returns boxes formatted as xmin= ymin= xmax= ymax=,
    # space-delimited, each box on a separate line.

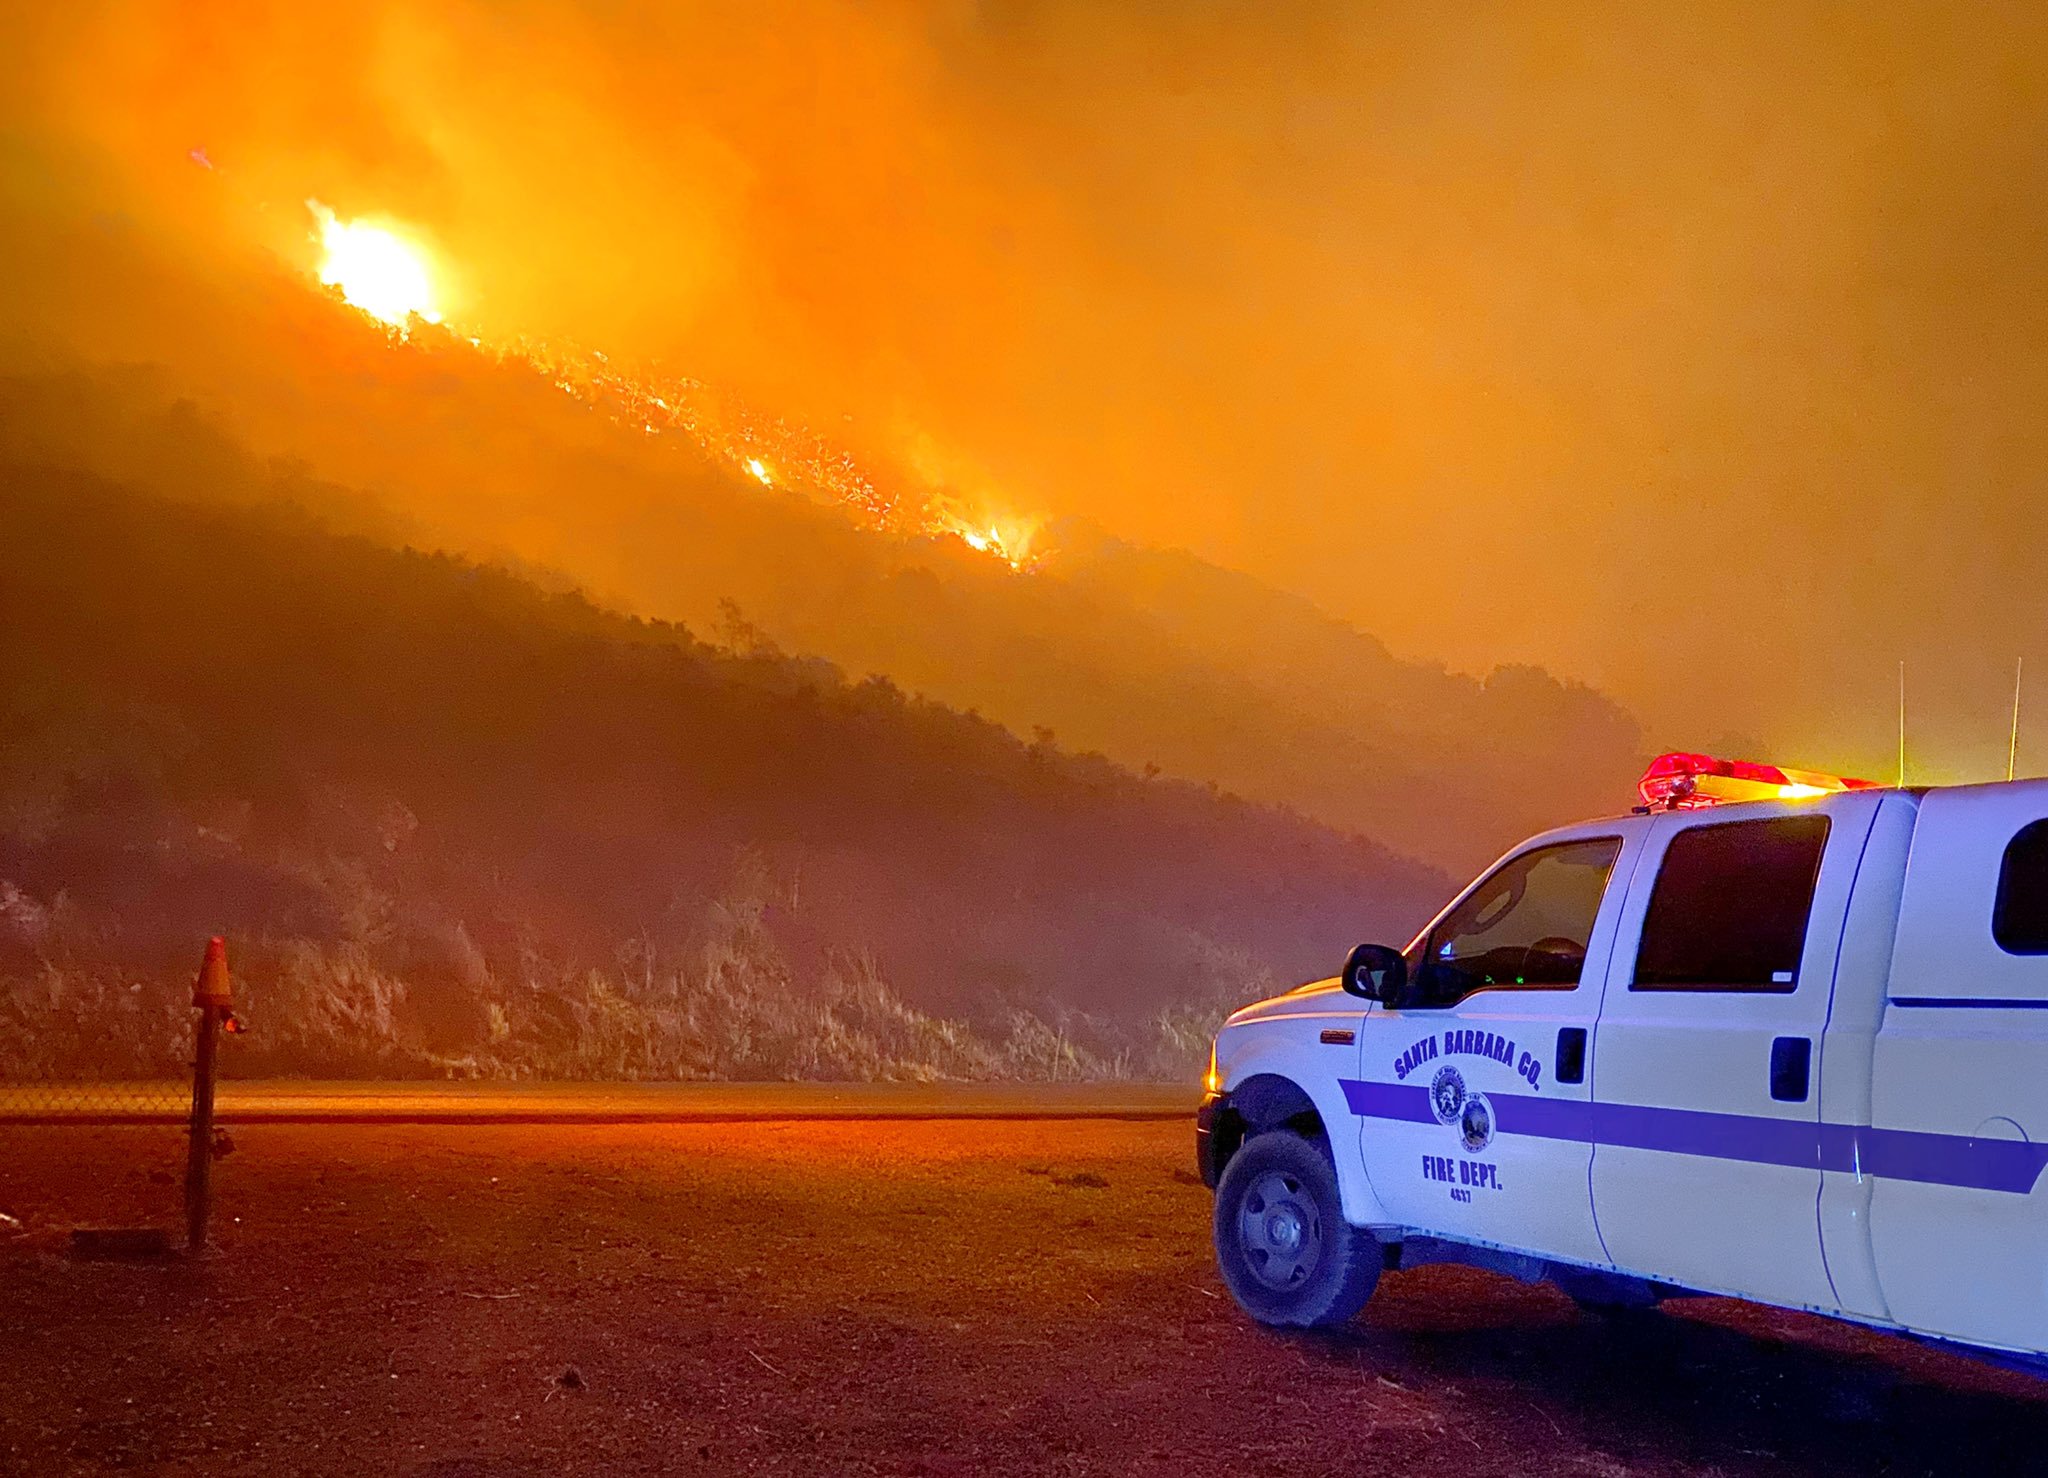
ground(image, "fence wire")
xmin=0 ymin=968 xmax=196 ymax=1237
xmin=1 ymin=966 xmax=195 ymax=1122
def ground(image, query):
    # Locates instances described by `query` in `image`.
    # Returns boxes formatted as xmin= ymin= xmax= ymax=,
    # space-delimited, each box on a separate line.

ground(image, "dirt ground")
xmin=2 ymin=1121 xmax=2045 ymax=1477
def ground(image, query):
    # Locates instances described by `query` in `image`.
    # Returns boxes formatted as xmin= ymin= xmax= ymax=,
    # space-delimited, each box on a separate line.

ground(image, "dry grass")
xmin=0 ymin=881 xmax=1263 ymax=1085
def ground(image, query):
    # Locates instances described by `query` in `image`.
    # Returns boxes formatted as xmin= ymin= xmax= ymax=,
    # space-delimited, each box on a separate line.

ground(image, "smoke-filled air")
xmin=4 ymin=1 xmax=2046 ymax=1079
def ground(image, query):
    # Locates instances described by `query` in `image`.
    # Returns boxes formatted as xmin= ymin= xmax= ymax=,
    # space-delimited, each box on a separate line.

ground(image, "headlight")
xmin=1203 ymin=1038 xmax=1222 ymax=1097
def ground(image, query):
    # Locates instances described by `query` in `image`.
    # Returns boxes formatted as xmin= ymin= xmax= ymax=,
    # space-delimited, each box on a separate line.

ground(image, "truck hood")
xmin=1224 ymin=977 xmax=1351 ymax=1027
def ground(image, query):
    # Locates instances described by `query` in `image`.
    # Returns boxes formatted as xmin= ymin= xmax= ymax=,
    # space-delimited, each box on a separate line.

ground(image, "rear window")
xmin=1632 ymin=815 xmax=1831 ymax=992
xmin=1993 ymin=820 xmax=2048 ymax=955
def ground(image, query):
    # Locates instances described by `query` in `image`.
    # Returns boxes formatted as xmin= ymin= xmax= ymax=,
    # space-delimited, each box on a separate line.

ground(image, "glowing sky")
xmin=6 ymin=1 xmax=2048 ymax=782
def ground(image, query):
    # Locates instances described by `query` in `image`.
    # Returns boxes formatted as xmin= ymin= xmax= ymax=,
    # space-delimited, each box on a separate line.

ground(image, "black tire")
xmin=1212 ymin=1130 xmax=1381 ymax=1328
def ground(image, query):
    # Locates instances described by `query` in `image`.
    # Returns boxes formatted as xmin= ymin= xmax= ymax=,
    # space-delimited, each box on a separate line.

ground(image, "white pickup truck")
xmin=1198 ymin=752 xmax=2048 ymax=1370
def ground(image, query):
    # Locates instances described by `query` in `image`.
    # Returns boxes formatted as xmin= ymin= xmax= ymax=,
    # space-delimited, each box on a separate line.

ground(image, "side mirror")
xmin=1340 ymin=943 xmax=1408 ymax=1003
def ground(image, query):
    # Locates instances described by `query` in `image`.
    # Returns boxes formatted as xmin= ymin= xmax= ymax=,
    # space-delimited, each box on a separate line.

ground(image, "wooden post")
xmin=185 ymin=1004 xmax=219 ymax=1251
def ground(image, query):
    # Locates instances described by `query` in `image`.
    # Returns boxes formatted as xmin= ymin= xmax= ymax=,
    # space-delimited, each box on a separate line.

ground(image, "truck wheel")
xmin=1213 ymin=1130 xmax=1381 ymax=1328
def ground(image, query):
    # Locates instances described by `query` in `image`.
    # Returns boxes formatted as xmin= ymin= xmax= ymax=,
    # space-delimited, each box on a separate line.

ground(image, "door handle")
xmin=1555 ymin=1027 xmax=1587 ymax=1085
xmin=1770 ymin=1036 xmax=1811 ymax=1102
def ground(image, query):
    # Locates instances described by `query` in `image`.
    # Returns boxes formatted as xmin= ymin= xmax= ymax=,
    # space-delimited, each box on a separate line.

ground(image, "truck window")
xmin=1631 ymin=815 xmax=1830 ymax=992
xmin=1993 ymin=819 xmax=2048 ymax=955
xmin=1415 ymin=838 xmax=1621 ymax=1007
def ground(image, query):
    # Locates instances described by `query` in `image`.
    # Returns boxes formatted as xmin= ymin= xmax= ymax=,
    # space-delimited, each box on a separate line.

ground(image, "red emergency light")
xmin=1638 ymin=751 xmax=1881 ymax=811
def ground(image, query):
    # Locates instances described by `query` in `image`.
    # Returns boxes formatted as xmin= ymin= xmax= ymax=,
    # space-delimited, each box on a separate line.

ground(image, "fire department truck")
xmin=1198 ymin=752 xmax=2048 ymax=1368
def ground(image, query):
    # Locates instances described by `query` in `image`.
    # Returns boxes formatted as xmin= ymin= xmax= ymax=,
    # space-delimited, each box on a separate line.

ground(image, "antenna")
xmin=2011 ymin=658 xmax=2025 ymax=782
xmin=1897 ymin=661 xmax=1907 ymax=789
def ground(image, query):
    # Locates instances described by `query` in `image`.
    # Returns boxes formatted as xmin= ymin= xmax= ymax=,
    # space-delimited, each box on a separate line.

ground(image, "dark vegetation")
xmin=0 ymin=468 xmax=1449 ymax=1080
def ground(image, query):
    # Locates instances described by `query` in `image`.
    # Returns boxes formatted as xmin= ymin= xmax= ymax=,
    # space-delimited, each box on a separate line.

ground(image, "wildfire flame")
xmin=946 ymin=519 xmax=1037 ymax=565
xmin=301 ymin=210 xmax=1041 ymax=570
xmin=309 ymin=201 xmax=441 ymax=330
xmin=526 ymin=339 xmax=1044 ymax=569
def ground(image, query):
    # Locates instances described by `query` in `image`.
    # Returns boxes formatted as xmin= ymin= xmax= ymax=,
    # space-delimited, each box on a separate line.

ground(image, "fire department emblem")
xmin=1460 ymin=1093 xmax=1495 ymax=1153
xmin=1429 ymin=1065 xmax=1466 ymax=1125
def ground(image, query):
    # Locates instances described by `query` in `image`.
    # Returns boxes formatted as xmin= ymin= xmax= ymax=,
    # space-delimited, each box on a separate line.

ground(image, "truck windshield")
xmin=1417 ymin=838 xmax=1622 ymax=1006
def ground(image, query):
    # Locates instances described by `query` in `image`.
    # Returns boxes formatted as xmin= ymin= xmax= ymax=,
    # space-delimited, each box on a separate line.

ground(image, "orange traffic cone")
xmin=192 ymin=936 xmax=234 ymax=1010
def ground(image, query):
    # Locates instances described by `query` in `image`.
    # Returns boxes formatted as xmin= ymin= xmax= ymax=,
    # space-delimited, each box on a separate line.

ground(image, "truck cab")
xmin=1201 ymin=752 xmax=2048 ymax=1366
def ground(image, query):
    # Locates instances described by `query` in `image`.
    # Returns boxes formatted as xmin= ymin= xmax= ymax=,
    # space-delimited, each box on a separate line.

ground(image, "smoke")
xmin=6 ymin=1 xmax=2048 ymax=782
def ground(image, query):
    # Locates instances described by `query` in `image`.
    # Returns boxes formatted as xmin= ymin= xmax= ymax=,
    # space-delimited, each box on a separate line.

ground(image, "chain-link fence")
xmin=0 ymin=945 xmax=230 ymax=1250
xmin=0 ymin=1078 xmax=189 ymax=1125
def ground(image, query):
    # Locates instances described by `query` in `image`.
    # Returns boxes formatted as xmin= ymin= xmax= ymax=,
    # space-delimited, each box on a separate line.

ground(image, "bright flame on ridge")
xmin=309 ymin=201 xmax=440 ymax=330
xmin=296 ymin=207 xmax=1045 ymax=571
xmin=938 ymin=512 xmax=1038 ymax=568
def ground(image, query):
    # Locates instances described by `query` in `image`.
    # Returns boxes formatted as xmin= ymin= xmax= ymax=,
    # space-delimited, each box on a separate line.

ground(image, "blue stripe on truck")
xmin=1888 ymin=996 xmax=2048 ymax=1009
xmin=1338 ymin=1079 xmax=2048 ymax=1194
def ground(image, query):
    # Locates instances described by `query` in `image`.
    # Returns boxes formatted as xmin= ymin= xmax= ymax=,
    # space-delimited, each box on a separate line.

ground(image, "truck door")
xmin=1589 ymin=797 xmax=1877 ymax=1309
xmin=1350 ymin=829 xmax=1638 ymax=1268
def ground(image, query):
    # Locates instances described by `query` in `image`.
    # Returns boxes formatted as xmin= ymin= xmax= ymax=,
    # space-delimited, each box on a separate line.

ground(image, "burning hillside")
xmin=305 ymin=201 xmax=1040 ymax=569
xmin=0 ymin=160 xmax=1643 ymax=876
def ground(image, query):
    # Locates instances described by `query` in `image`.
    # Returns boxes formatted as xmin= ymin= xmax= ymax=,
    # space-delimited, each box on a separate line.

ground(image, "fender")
xmin=1219 ymin=1046 xmax=1393 ymax=1228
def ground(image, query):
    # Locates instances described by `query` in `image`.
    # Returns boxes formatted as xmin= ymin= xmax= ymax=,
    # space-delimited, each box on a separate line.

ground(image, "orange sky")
xmin=6 ymin=0 xmax=2048 ymax=783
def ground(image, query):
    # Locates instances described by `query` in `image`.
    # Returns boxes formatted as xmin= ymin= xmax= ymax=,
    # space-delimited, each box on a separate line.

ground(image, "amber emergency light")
xmin=1638 ymin=751 xmax=1880 ymax=811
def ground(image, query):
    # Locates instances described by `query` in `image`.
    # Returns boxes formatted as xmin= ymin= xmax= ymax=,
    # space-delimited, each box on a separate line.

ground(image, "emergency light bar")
xmin=1638 ymin=751 xmax=1880 ymax=811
